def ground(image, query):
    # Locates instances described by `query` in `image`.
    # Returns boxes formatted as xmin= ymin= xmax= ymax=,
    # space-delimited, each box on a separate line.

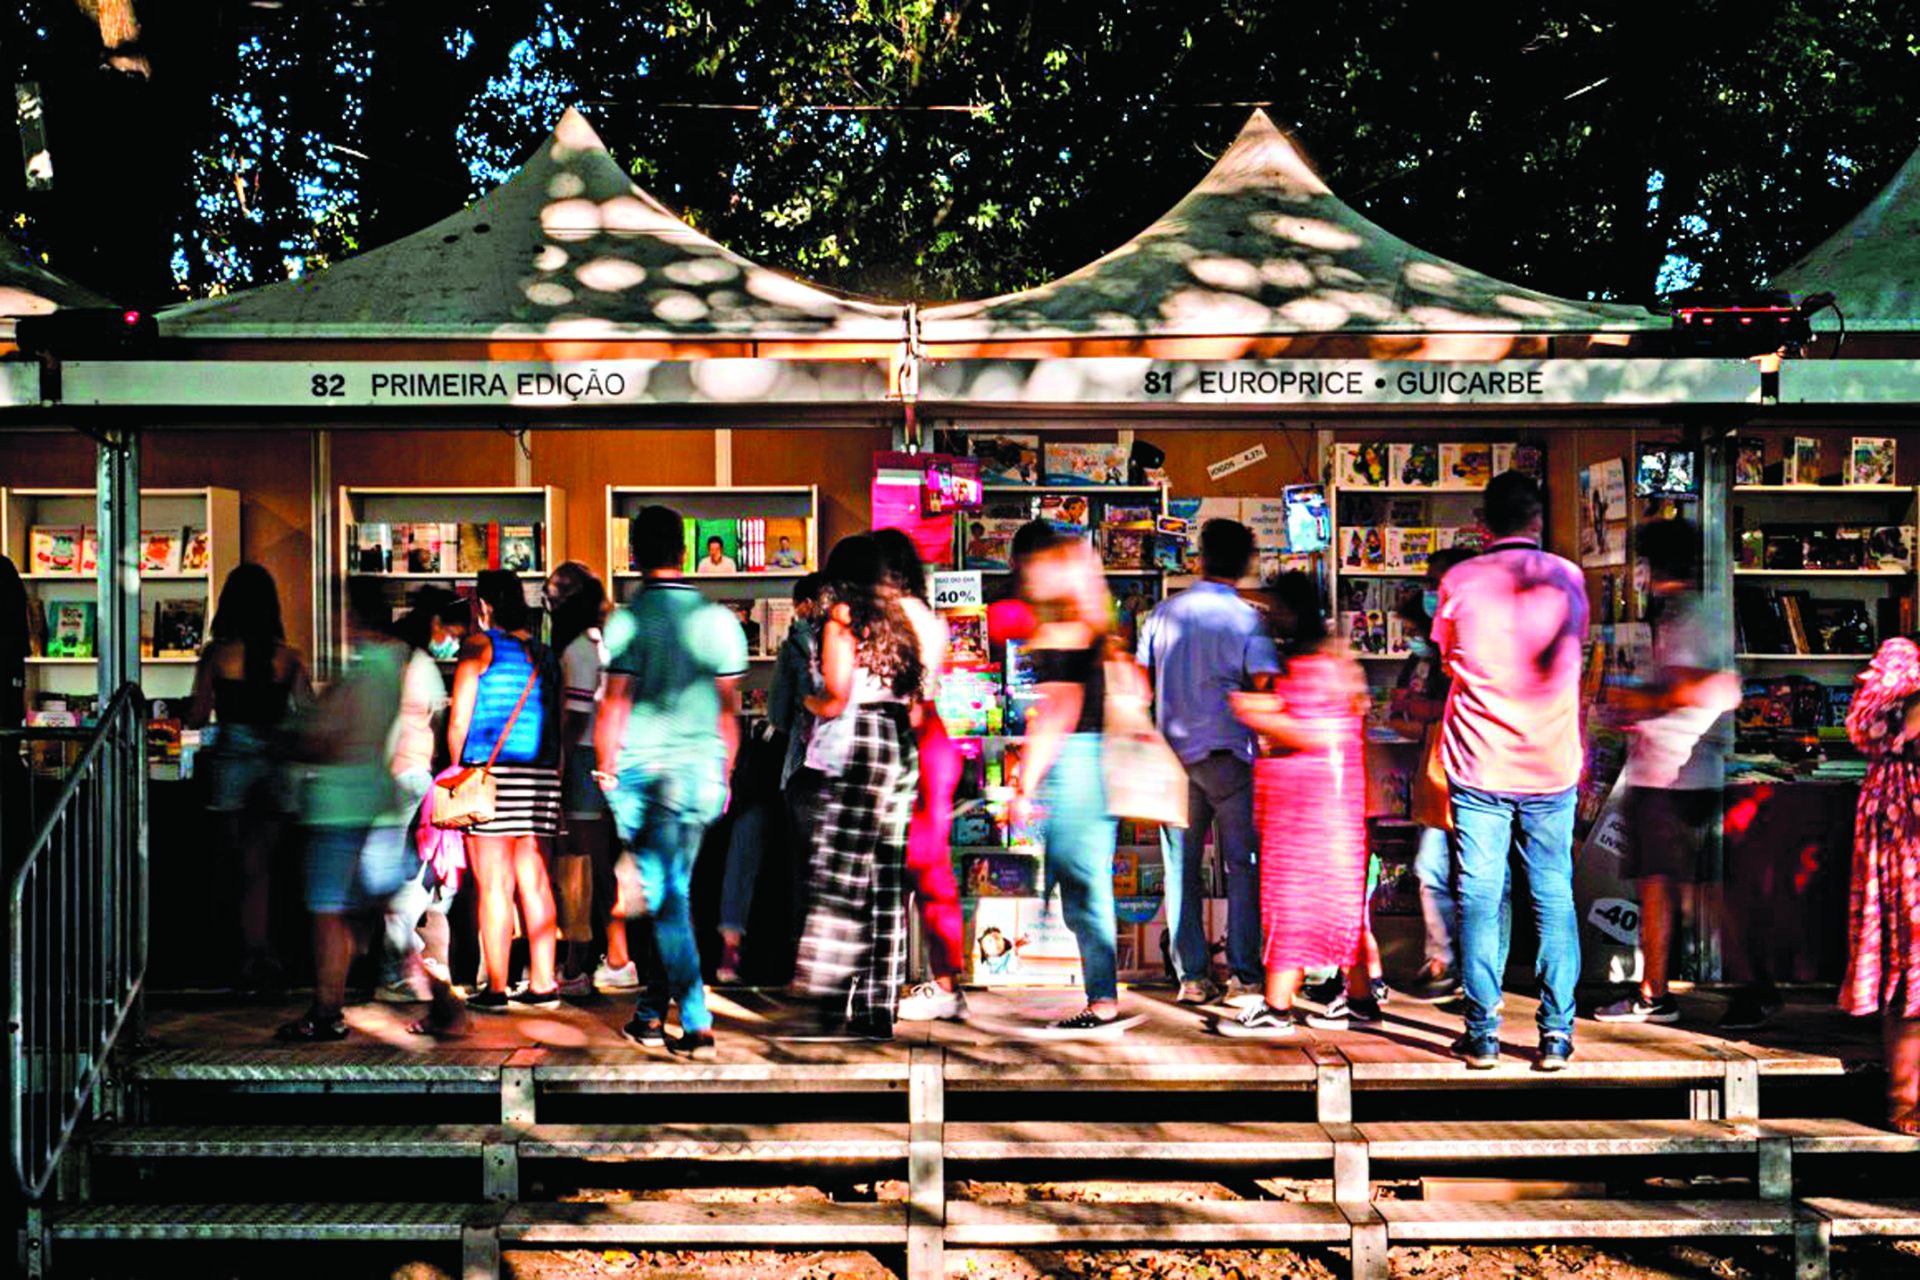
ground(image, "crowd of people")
xmin=75 ymin=467 xmax=1906 ymax=1118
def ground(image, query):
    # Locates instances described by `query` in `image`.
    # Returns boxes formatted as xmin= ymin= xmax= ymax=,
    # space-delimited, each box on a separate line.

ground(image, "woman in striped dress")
xmin=449 ymin=569 xmax=563 ymax=1010
xmin=1221 ymin=571 xmax=1369 ymax=1038
xmin=795 ymin=536 xmax=923 ymax=1040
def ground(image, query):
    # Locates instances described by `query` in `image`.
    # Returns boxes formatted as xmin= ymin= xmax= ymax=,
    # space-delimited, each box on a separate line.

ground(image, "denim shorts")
xmin=563 ymin=745 xmax=610 ymax=821
xmin=304 ymin=823 xmax=408 ymax=914
xmin=203 ymin=725 xmax=291 ymax=814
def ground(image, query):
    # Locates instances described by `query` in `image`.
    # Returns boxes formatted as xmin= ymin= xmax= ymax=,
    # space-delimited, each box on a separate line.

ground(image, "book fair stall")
xmin=3 ymin=108 xmax=1917 ymax=1000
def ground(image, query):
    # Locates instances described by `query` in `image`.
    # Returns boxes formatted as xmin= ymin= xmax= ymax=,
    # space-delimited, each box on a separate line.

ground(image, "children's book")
xmin=1044 ymin=441 xmax=1130 ymax=486
xmin=153 ymin=598 xmax=207 ymax=657
xmin=180 ymin=527 xmax=211 ymax=573
xmin=1391 ymin=442 xmax=1439 ymax=488
xmin=967 ymin=433 xmax=1041 ymax=485
xmin=140 ymin=529 xmax=182 ymax=575
xmin=1850 ymin=437 xmax=1896 ymax=487
xmin=29 ymin=525 xmax=81 ymax=575
xmin=46 ymin=600 xmax=96 ymax=658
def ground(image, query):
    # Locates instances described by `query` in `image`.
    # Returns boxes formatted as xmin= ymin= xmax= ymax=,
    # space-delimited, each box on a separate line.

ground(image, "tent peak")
xmin=1207 ymin=109 xmax=1332 ymax=200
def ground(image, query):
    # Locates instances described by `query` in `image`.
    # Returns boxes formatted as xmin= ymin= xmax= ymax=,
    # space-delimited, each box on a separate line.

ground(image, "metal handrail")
xmin=6 ymin=684 xmax=148 ymax=1200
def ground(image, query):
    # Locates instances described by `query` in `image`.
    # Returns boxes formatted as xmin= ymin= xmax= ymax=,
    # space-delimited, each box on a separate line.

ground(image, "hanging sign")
xmin=920 ymin=358 xmax=1760 ymax=406
xmin=0 ymin=361 xmax=38 ymax=408
xmin=60 ymin=358 xmax=892 ymax=407
xmin=1206 ymin=443 xmax=1267 ymax=480
xmin=1776 ymin=360 xmax=1920 ymax=404
xmin=930 ymin=571 xmax=984 ymax=609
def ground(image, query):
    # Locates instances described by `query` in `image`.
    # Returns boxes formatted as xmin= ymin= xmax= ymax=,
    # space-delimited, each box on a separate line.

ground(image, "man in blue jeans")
xmin=1138 ymin=518 xmax=1279 ymax=1006
xmin=595 ymin=505 xmax=748 ymax=1061
xmin=1432 ymin=471 xmax=1588 ymax=1071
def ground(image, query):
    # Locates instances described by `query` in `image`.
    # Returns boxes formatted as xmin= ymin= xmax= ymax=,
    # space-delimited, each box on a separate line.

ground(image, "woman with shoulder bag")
xmin=447 ymin=569 xmax=563 ymax=1010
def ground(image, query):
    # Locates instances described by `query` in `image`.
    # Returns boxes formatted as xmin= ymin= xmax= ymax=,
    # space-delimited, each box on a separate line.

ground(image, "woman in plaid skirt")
xmin=795 ymin=536 xmax=925 ymax=1039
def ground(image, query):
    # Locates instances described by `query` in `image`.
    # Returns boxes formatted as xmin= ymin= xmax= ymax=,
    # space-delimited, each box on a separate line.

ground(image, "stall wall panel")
xmin=328 ymin=429 xmax=517 ymax=490
xmin=0 ymin=429 xmax=316 ymax=655
xmin=1154 ymin=426 xmax=1315 ymax=495
xmin=732 ymin=426 xmax=892 ymax=552
xmin=531 ymin=428 xmax=713 ymax=581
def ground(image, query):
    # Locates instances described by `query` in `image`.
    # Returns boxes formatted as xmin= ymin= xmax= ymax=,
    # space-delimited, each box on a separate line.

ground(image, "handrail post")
xmin=95 ymin=429 xmax=142 ymax=696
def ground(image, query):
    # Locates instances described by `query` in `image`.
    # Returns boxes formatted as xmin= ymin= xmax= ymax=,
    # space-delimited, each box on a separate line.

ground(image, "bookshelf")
xmin=338 ymin=485 xmax=566 ymax=662
xmin=1 ymin=486 xmax=240 ymax=704
xmin=955 ymin=482 xmax=1170 ymax=609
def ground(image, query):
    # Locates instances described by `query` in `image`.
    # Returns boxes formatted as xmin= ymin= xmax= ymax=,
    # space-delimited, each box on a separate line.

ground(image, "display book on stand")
xmin=1727 ymin=433 xmax=1914 ymax=787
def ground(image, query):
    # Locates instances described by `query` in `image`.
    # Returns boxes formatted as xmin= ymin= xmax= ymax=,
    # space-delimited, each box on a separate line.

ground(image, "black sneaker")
xmin=1345 ymin=996 xmax=1384 ymax=1024
xmin=1303 ymin=975 xmax=1344 ymax=1007
xmin=622 ymin=1014 xmax=668 ymax=1047
xmin=467 ymin=988 xmax=510 ymax=1012
xmin=1305 ymin=993 xmax=1350 ymax=1030
xmin=1451 ymin=1033 xmax=1500 ymax=1070
xmin=666 ymin=1029 xmax=717 ymax=1061
xmin=1718 ymin=988 xmax=1779 ymax=1032
xmin=847 ymin=1010 xmax=895 ymax=1042
xmin=1216 ymin=1003 xmax=1297 ymax=1038
xmin=1536 ymin=1033 xmax=1574 ymax=1072
xmin=1369 ymin=978 xmax=1391 ymax=1006
xmin=1401 ymin=969 xmax=1460 ymax=1004
xmin=509 ymin=986 xmax=561 ymax=1009
xmin=1595 ymin=993 xmax=1680 ymax=1024
xmin=1029 ymin=1008 xmax=1142 ymax=1040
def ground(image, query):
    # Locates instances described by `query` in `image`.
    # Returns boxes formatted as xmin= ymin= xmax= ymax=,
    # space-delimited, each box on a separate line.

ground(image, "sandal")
xmin=274 ymin=1010 xmax=348 ymax=1043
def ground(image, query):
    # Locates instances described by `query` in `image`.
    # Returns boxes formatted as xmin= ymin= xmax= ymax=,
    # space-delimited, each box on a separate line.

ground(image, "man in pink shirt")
xmin=1432 ymin=471 xmax=1589 ymax=1071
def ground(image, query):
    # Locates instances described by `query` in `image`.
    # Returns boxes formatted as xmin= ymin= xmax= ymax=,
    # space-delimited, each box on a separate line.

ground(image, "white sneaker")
xmin=556 ymin=971 xmax=594 ymax=998
xmin=1175 ymin=980 xmax=1219 ymax=1006
xmin=1220 ymin=977 xmax=1265 ymax=1010
xmin=593 ymin=960 xmax=639 ymax=993
xmin=896 ymin=982 xmax=968 ymax=1022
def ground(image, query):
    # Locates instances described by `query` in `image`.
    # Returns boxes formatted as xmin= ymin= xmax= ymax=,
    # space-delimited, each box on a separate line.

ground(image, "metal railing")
xmin=4 ymin=685 xmax=148 ymax=1200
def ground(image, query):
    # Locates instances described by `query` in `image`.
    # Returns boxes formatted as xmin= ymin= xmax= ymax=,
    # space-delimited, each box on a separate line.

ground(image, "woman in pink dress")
xmin=1221 ymin=572 xmax=1370 ymax=1037
xmin=1843 ymin=635 xmax=1920 ymax=1133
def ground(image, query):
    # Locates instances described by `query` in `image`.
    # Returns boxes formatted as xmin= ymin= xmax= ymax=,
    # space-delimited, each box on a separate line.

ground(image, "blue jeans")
xmin=1450 ymin=783 xmax=1579 ymax=1040
xmin=1414 ymin=824 xmax=1512 ymax=973
xmin=609 ymin=767 xmax=726 ymax=1034
xmin=1041 ymin=734 xmax=1118 ymax=1003
xmin=1158 ymin=752 xmax=1261 ymax=985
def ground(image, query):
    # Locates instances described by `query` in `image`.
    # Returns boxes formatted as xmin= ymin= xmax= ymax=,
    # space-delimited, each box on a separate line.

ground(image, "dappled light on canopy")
xmin=920 ymin=110 xmax=1660 ymax=348
xmin=157 ymin=108 xmax=907 ymax=349
xmin=1771 ymin=140 xmax=1920 ymax=333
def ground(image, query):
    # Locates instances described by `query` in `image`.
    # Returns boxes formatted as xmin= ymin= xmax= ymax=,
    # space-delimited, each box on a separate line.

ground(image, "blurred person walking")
xmin=772 ymin=573 xmax=825 ymax=950
xmin=795 ymin=535 xmax=923 ymax=1040
xmin=1841 ymin=634 xmax=1920 ymax=1133
xmin=873 ymin=528 xmax=968 ymax=1024
xmin=1137 ymin=518 xmax=1278 ymax=1007
xmin=596 ymin=507 xmax=748 ymax=1060
xmin=276 ymin=579 xmax=407 ymax=1041
xmin=1218 ymin=573 xmax=1369 ymax=1037
xmin=448 ymin=569 xmax=563 ymax=1010
xmin=1597 ymin=519 xmax=1739 ymax=1027
xmin=187 ymin=563 xmax=312 ymax=998
xmin=1434 ymin=472 xmax=1589 ymax=1071
xmin=545 ymin=561 xmax=618 ymax=997
xmin=1012 ymin=536 xmax=1138 ymax=1038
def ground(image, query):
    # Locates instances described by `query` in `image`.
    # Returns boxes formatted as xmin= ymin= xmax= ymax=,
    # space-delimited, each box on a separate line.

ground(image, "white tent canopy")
xmin=160 ymin=109 xmax=907 ymax=343
xmin=920 ymin=110 xmax=1659 ymax=343
xmin=1770 ymin=141 xmax=1920 ymax=333
xmin=2 ymin=235 xmax=115 ymax=321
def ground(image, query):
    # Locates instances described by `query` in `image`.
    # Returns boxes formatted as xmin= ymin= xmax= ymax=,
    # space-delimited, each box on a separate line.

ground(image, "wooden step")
xmin=522 ymin=1048 xmax=911 ymax=1092
xmin=127 ymin=1048 xmax=508 ymax=1091
xmin=1360 ymin=1119 xmax=1755 ymax=1159
xmin=49 ymin=1202 xmax=480 ymax=1242
xmin=1374 ymin=1198 xmax=1795 ymax=1241
xmin=944 ymin=1121 xmax=1332 ymax=1162
xmin=1803 ymin=1197 xmax=1920 ymax=1236
xmin=1758 ymin=1118 xmax=1920 ymax=1154
xmin=497 ymin=1201 xmax=905 ymax=1246
xmin=943 ymin=1199 xmax=1351 ymax=1245
xmin=520 ymin=1123 xmax=908 ymax=1161
xmin=89 ymin=1124 xmax=496 ymax=1159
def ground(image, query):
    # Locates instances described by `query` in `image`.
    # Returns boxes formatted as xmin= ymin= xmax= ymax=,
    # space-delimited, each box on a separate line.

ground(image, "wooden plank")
xmin=518 ymin=1047 xmax=910 ymax=1091
xmin=942 ymin=1043 xmax=1317 ymax=1089
xmin=1802 ymin=1198 xmax=1920 ymax=1237
xmin=943 ymin=1200 xmax=1351 ymax=1246
xmin=1361 ymin=1119 xmax=1755 ymax=1159
xmin=499 ymin=1201 xmax=906 ymax=1246
xmin=944 ymin=1121 xmax=1332 ymax=1162
xmin=521 ymin=1123 xmax=908 ymax=1161
xmin=1376 ymin=1198 xmax=1795 ymax=1241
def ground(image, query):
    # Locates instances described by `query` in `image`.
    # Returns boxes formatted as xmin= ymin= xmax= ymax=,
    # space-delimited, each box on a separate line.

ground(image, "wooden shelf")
xmin=613 ymin=569 xmax=811 ymax=580
xmin=1737 ymin=653 xmax=1872 ymax=661
xmin=1733 ymin=485 xmax=1911 ymax=494
xmin=1733 ymin=568 xmax=1910 ymax=577
xmin=981 ymin=484 xmax=1164 ymax=495
xmin=1332 ymin=486 xmax=1489 ymax=495
xmin=21 ymin=571 xmax=210 ymax=582
xmin=974 ymin=567 xmax=1163 ymax=577
xmin=1338 ymin=569 xmax=1424 ymax=577
xmin=28 ymin=656 xmax=198 ymax=666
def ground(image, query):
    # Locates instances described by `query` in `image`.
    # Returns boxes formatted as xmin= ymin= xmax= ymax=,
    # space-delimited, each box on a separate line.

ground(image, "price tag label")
xmin=931 ymin=571 xmax=984 ymax=609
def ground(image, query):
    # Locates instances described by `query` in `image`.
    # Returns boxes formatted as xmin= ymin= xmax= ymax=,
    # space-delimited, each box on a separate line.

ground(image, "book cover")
xmin=736 ymin=517 xmax=767 ymax=571
xmin=967 ymin=432 xmax=1041 ymax=485
xmin=180 ymin=527 xmax=211 ymax=573
xmin=760 ymin=598 xmax=797 ymax=655
xmin=1735 ymin=438 xmax=1766 ymax=487
xmin=1386 ymin=527 xmax=1435 ymax=573
xmin=458 ymin=523 xmax=492 ymax=574
xmin=153 ymin=598 xmax=207 ymax=657
xmin=1510 ymin=443 xmax=1545 ymax=479
xmin=1102 ymin=504 xmax=1156 ymax=531
xmin=1787 ymin=436 xmax=1820 ymax=485
xmin=716 ymin=599 xmax=761 ymax=653
xmin=404 ymin=523 xmax=443 ymax=574
xmin=1337 ymin=441 xmax=1390 ymax=488
xmin=1870 ymin=526 xmax=1914 ymax=571
xmin=1036 ymin=493 xmax=1092 ymax=531
xmin=499 ymin=524 xmax=539 ymax=573
xmin=1849 ymin=436 xmax=1896 ymax=487
xmin=139 ymin=529 xmax=182 ymax=575
xmin=607 ymin=517 xmax=631 ymax=573
xmin=80 ymin=527 xmax=97 ymax=575
xmin=355 ymin=522 xmax=392 ymax=573
xmin=765 ymin=517 xmax=808 ymax=569
xmin=962 ymin=516 xmax=1026 ymax=570
xmin=1393 ymin=441 xmax=1439 ymax=487
xmin=1151 ymin=535 xmax=1186 ymax=572
xmin=25 ymin=597 xmax=45 ymax=656
xmin=29 ymin=525 xmax=81 ymax=575
xmin=692 ymin=519 xmax=738 ymax=574
xmin=1441 ymin=442 xmax=1493 ymax=489
xmin=46 ymin=600 xmax=96 ymax=658
xmin=1044 ymin=441 xmax=1130 ymax=486
xmin=1101 ymin=528 xmax=1150 ymax=570
xmin=1340 ymin=526 xmax=1386 ymax=570
xmin=1241 ymin=498 xmax=1288 ymax=551
xmin=1339 ymin=577 xmax=1379 ymax=613
xmin=945 ymin=606 xmax=989 ymax=668
xmin=681 ymin=517 xmax=698 ymax=572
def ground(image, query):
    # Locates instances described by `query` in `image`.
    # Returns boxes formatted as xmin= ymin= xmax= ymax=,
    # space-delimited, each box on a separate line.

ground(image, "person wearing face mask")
xmin=1385 ymin=546 xmax=1501 ymax=1004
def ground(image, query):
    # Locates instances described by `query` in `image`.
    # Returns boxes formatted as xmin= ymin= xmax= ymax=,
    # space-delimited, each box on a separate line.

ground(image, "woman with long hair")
xmin=1010 ymin=535 xmax=1138 ymax=1038
xmin=794 ymin=535 xmax=923 ymax=1039
xmin=544 ymin=561 xmax=626 ymax=994
xmin=1221 ymin=571 xmax=1370 ymax=1037
xmin=870 ymin=528 xmax=967 ymax=1023
xmin=186 ymin=562 xmax=312 ymax=996
xmin=447 ymin=569 xmax=563 ymax=1009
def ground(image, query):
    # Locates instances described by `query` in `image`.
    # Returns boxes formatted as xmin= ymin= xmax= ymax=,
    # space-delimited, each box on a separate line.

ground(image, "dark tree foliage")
xmin=4 ymin=1 xmax=1918 ymax=310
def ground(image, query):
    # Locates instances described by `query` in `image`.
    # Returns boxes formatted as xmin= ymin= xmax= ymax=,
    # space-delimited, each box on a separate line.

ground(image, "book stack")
xmin=1733 ymin=521 xmax=1913 ymax=571
xmin=1337 ymin=495 xmax=1487 ymax=574
xmin=1735 ymin=586 xmax=1885 ymax=656
xmin=349 ymin=522 xmax=543 ymax=575
xmin=630 ymin=515 xmax=809 ymax=575
xmin=1334 ymin=441 xmax=1541 ymax=490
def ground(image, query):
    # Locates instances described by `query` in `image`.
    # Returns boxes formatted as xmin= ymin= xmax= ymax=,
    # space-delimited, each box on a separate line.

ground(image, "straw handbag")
xmin=1101 ymin=658 xmax=1189 ymax=829
xmin=432 ymin=660 xmax=540 ymax=831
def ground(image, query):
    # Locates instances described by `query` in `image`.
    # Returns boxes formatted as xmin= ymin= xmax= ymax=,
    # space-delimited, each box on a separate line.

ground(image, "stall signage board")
xmin=919 ymin=358 xmax=1760 ymax=406
xmin=61 ymin=358 xmax=892 ymax=407
xmin=930 ymin=571 xmax=983 ymax=609
xmin=0 ymin=362 xmax=38 ymax=408
xmin=1776 ymin=360 xmax=1920 ymax=404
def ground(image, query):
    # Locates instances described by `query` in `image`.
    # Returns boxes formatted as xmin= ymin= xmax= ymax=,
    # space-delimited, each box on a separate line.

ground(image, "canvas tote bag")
xmin=1101 ymin=657 xmax=1189 ymax=829
xmin=432 ymin=647 xmax=540 ymax=831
